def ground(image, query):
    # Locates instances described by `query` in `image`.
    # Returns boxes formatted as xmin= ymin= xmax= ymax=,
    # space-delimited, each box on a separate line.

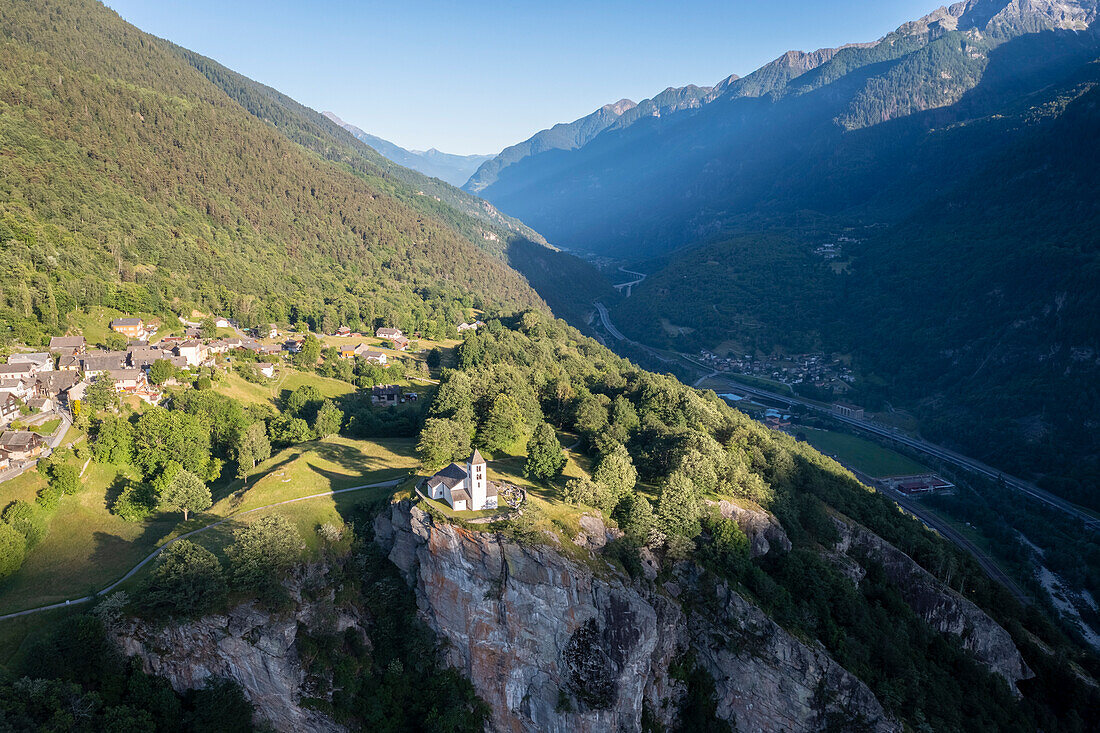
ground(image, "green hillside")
xmin=0 ymin=0 xmax=546 ymax=347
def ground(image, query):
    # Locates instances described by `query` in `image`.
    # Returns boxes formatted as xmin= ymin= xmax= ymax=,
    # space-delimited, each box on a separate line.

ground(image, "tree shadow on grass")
xmin=103 ymin=474 xmax=135 ymax=511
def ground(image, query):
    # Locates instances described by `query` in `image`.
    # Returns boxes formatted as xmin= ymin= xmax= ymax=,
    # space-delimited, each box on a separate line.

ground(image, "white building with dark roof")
xmin=424 ymin=449 xmax=497 ymax=512
xmin=8 ymin=352 xmax=53 ymax=373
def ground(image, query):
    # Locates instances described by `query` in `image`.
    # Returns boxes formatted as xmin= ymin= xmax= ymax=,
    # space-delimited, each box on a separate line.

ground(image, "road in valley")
xmin=594 ymin=301 xmax=1100 ymax=533
xmin=612 ymin=266 xmax=647 ymax=297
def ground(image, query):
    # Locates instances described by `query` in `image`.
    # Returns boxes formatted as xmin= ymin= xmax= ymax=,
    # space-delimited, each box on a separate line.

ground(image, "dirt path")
xmin=0 ymin=477 xmax=404 ymax=622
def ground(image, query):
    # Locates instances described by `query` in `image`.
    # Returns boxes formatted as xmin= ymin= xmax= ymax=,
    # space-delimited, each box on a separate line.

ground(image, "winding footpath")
xmin=0 ymin=477 xmax=404 ymax=622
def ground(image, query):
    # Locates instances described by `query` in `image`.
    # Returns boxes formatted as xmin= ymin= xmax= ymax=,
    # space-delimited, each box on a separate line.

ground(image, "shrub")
xmin=2 ymin=500 xmax=47 ymax=548
xmin=139 ymin=540 xmax=227 ymax=618
xmin=0 ymin=523 xmax=26 ymax=580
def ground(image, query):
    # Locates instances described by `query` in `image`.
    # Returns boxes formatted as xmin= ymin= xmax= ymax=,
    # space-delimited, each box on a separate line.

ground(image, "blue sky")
xmin=105 ymin=0 xmax=939 ymax=155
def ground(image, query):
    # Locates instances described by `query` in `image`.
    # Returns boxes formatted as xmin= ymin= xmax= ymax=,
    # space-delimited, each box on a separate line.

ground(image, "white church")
xmin=424 ymin=449 xmax=498 ymax=511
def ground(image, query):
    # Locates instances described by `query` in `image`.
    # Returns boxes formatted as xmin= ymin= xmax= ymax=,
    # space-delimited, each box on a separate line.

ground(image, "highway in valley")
xmin=594 ymin=301 xmax=1100 ymax=534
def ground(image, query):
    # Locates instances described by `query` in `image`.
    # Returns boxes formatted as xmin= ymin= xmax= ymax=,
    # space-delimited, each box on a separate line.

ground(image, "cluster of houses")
xmin=335 ymin=327 xmax=416 ymax=365
xmin=698 ymin=349 xmax=857 ymax=394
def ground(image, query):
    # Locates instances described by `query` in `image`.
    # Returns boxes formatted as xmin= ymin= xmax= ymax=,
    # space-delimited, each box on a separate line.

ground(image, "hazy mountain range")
xmin=322 ymin=111 xmax=492 ymax=187
xmin=465 ymin=0 xmax=1100 ymax=506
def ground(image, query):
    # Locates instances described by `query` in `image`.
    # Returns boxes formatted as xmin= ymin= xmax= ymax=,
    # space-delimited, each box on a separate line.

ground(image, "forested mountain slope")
xmin=0 ymin=0 xmax=547 ymax=346
xmin=461 ymin=0 xmax=1100 ymax=507
xmin=473 ymin=0 xmax=1099 ymax=255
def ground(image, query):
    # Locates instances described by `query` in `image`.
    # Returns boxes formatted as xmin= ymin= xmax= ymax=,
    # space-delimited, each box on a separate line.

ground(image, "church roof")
xmin=449 ymin=488 xmax=470 ymax=503
xmin=427 ymin=462 xmax=468 ymax=489
xmin=470 ymin=448 xmax=485 ymax=465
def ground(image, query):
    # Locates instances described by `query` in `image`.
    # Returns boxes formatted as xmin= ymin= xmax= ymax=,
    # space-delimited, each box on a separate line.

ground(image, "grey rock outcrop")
xmin=712 ymin=498 xmax=792 ymax=558
xmin=114 ymin=572 xmax=346 ymax=732
xmin=375 ymin=500 xmax=898 ymax=732
xmin=831 ymin=515 xmax=1033 ymax=690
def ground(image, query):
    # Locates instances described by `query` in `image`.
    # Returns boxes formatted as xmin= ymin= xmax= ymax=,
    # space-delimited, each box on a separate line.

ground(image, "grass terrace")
xmin=799 ymin=426 xmax=928 ymax=478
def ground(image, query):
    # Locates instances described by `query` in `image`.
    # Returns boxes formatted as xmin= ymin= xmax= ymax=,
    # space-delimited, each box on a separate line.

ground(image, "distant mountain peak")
xmin=323 ymin=112 xmax=492 ymax=186
xmin=603 ymin=98 xmax=637 ymax=115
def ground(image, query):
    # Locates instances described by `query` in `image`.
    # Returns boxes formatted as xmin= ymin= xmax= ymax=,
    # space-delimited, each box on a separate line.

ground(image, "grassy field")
xmin=0 ymin=436 xmax=417 ymax=617
xmin=800 ymin=427 xmax=928 ymax=478
xmin=213 ymin=368 xmax=356 ymax=408
xmin=69 ymin=306 xmax=173 ymax=346
xmin=0 ymin=458 xmax=178 ymax=616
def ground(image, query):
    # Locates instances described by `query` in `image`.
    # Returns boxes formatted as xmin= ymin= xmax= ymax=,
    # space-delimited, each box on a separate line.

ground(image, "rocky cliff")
xmin=830 ymin=515 xmax=1034 ymax=690
xmin=374 ymin=501 xmax=898 ymax=732
xmin=114 ymin=567 xmax=349 ymax=732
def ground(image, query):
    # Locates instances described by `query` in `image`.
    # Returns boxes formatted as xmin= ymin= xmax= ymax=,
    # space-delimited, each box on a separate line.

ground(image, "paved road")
xmin=841 ymin=465 xmax=1031 ymax=605
xmin=612 ymin=266 xmax=647 ymax=297
xmin=0 ymin=477 xmax=404 ymax=622
xmin=686 ymin=361 xmax=1100 ymax=533
xmin=594 ymin=302 xmax=1100 ymax=533
xmin=594 ymin=301 xmax=628 ymax=341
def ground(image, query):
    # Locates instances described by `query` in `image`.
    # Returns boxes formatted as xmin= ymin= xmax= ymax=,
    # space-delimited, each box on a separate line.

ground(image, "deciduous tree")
xmin=524 ymin=422 xmax=565 ymax=481
xmin=160 ymin=469 xmax=211 ymax=522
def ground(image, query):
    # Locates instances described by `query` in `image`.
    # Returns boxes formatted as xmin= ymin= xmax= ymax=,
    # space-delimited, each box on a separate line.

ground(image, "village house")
xmin=265 ymin=324 xmax=279 ymax=339
xmin=391 ymin=335 xmax=410 ymax=351
xmin=106 ymin=369 xmax=147 ymax=392
xmin=214 ymin=317 xmax=231 ymax=328
xmin=206 ymin=340 xmax=229 ymax=355
xmin=48 ymin=336 xmax=86 ymax=355
xmin=457 ymin=320 xmax=484 ymax=332
xmin=128 ymin=345 xmax=168 ymax=369
xmin=110 ymin=317 xmax=145 ymax=339
xmin=67 ymin=381 xmax=89 ymax=404
xmin=423 ymin=449 xmax=498 ymax=512
xmin=257 ymin=363 xmax=276 ymax=379
xmin=0 ymin=393 xmax=21 ymax=426
xmin=80 ymin=351 xmax=128 ymax=376
xmin=26 ymin=396 xmax=53 ymax=413
xmin=0 ymin=363 xmax=35 ymax=380
xmin=0 ymin=431 xmax=45 ymax=462
xmin=8 ymin=352 xmax=54 ymax=373
xmin=339 ymin=344 xmax=358 ymax=359
xmin=370 ymin=384 xmax=402 ymax=406
xmin=375 ymin=327 xmax=403 ymax=340
xmin=0 ymin=376 xmax=35 ymax=401
xmin=334 ymin=326 xmax=352 ymax=337
xmin=360 ymin=349 xmax=388 ymax=365
xmin=257 ymin=343 xmax=282 ymax=356
xmin=283 ymin=339 xmax=302 ymax=354
xmin=176 ymin=340 xmax=209 ymax=368
xmin=35 ymin=371 xmax=79 ymax=401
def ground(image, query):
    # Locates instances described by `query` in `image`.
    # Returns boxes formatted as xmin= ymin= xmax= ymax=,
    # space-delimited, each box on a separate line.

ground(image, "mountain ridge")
xmin=321 ymin=111 xmax=492 ymax=187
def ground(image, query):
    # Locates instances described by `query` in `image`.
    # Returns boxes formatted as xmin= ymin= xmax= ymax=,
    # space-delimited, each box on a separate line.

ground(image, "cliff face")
xmin=114 ymin=568 xmax=349 ymax=733
xmin=831 ymin=515 xmax=1034 ymax=690
xmin=374 ymin=501 xmax=898 ymax=733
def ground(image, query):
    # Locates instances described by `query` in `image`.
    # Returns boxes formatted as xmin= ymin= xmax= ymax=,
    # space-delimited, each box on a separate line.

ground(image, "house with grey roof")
xmin=49 ymin=336 xmax=86 ymax=355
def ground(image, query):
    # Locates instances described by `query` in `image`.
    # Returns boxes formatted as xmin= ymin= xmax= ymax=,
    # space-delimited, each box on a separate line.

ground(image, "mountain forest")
xmin=0 ymin=1 xmax=1097 ymax=732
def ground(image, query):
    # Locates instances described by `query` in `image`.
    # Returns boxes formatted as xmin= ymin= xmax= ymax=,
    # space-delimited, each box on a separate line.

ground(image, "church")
xmin=424 ymin=449 xmax=498 ymax=511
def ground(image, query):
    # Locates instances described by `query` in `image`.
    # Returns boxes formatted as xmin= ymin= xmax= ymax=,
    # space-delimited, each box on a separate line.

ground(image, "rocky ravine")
xmin=374 ymin=501 xmax=898 ymax=733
